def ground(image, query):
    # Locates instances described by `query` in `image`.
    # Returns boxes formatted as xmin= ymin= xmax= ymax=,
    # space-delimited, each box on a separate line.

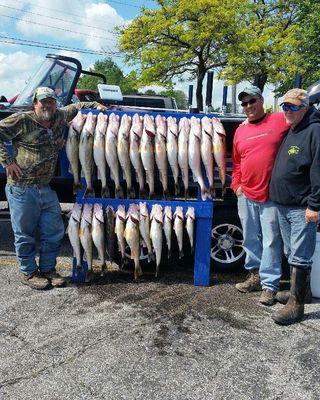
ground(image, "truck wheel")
xmin=211 ymin=207 xmax=245 ymax=271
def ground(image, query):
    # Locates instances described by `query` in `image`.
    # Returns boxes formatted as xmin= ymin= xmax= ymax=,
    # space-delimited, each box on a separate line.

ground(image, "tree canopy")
xmin=119 ymin=0 xmax=320 ymax=108
xmin=119 ymin=0 xmax=244 ymax=110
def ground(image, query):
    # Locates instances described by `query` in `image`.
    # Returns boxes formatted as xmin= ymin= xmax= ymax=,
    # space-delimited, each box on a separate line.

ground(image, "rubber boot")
xmin=272 ymin=267 xmax=309 ymax=326
xmin=275 ymin=273 xmax=312 ymax=304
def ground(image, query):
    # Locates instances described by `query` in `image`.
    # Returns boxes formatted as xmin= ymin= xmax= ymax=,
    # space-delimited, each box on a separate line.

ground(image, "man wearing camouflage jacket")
xmin=0 ymin=87 xmax=106 ymax=290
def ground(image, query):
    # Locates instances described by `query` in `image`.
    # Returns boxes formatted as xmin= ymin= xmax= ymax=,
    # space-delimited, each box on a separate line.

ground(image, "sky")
xmin=0 ymin=0 xmax=276 ymax=110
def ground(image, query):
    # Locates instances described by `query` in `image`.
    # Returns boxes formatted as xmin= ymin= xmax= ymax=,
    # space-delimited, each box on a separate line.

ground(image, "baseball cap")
xmin=238 ymin=85 xmax=262 ymax=101
xmin=33 ymin=87 xmax=57 ymax=101
xmin=281 ymin=88 xmax=309 ymax=106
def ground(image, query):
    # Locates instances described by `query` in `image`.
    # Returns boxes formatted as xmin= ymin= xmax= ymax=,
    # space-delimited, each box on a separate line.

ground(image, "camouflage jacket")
xmin=0 ymin=102 xmax=100 ymax=186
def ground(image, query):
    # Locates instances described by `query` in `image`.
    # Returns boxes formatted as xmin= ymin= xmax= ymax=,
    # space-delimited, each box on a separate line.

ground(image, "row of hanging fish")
xmin=67 ymin=202 xmax=196 ymax=281
xmin=66 ymin=111 xmax=227 ymax=201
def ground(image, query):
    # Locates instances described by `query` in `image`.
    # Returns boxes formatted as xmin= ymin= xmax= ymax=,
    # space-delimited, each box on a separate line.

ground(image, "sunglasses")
xmin=241 ymin=98 xmax=257 ymax=107
xmin=282 ymin=104 xmax=303 ymax=112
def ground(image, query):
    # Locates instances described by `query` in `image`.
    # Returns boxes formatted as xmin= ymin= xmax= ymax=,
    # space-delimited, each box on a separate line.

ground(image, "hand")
xmin=6 ymin=162 xmax=22 ymax=180
xmin=305 ymin=208 xmax=319 ymax=223
xmin=97 ymin=105 xmax=108 ymax=111
xmin=236 ymin=186 xmax=243 ymax=196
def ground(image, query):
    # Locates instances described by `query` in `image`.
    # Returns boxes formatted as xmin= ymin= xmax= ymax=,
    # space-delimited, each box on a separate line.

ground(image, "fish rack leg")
xmin=72 ymin=256 xmax=88 ymax=284
xmin=193 ymin=214 xmax=212 ymax=286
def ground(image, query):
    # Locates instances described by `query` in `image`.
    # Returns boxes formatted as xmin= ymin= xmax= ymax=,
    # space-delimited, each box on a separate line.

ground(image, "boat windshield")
xmin=13 ymin=58 xmax=77 ymax=108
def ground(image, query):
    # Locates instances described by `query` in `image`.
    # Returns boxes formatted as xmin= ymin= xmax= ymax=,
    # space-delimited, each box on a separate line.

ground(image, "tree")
xmin=119 ymin=0 xmax=244 ymax=110
xmin=78 ymin=57 xmax=140 ymax=94
xmin=220 ymin=0 xmax=301 ymax=92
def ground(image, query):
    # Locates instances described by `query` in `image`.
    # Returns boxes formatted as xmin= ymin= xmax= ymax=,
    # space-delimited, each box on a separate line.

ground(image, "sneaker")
xmin=21 ymin=271 xmax=50 ymax=290
xmin=42 ymin=270 xmax=66 ymax=287
xmin=235 ymin=271 xmax=261 ymax=293
xmin=259 ymin=289 xmax=276 ymax=306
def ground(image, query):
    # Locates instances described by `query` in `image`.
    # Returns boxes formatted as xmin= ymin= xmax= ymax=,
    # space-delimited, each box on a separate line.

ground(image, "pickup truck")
xmin=0 ymin=53 xmax=246 ymax=271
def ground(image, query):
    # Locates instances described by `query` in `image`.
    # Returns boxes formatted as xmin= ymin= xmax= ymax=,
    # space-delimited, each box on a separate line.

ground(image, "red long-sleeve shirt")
xmin=231 ymin=112 xmax=289 ymax=202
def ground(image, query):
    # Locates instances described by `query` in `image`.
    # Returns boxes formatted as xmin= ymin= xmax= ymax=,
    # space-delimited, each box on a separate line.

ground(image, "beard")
xmin=37 ymin=110 xmax=55 ymax=121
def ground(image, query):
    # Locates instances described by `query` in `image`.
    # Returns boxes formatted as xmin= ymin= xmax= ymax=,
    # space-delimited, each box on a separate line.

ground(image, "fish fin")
xmin=148 ymin=252 xmax=155 ymax=263
xmin=115 ymin=186 xmax=124 ymax=199
xmin=84 ymin=187 xmax=95 ymax=198
xmin=101 ymin=186 xmax=110 ymax=198
xmin=68 ymin=165 xmax=73 ymax=175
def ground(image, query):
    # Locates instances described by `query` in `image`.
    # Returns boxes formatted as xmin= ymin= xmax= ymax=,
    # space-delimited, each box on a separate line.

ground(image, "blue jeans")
xmin=237 ymin=195 xmax=283 ymax=291
xmin=5 ymin=184 xmax=65 ymax=275
xmin=276 ymin=205 xmax=317 ymax=270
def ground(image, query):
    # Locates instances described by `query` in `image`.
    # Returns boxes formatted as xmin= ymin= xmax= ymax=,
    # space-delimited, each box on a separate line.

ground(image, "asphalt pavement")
xmin=1 ymin=209 xmax=320 ymax=400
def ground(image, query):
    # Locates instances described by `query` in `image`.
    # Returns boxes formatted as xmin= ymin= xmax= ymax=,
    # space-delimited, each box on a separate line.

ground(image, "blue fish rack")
xmin=72 ymin=108 xmax=215 ymax=286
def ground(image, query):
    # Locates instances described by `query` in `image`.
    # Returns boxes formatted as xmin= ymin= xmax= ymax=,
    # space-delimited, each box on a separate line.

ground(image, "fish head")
xmin=93 ymin=203 xmax=104 ymax=223
xmin=167 ymin=116 xmax=178 ymax=137
xmin=139 ymin=202 xmax=149 ymax=218
xmin=143 ymin=114 xmax=156 ymax=138
xmin=71 ymin=202 xmax=82 ymax=222
xmin=186 ymin=207 xmax=195 ymax=220
xmin=164 ymin=206 xmax=173 ymax=220
xmin=174 ymin=206 xmax=184 ymax=220
xmin=212 ymin=118 xmax=226 ymax=136
xmin=96 ymin=112 xmax=108 ymax=134
xmin=83 ymin=112 xmax=97 ymax=136
xmin=108 ymin=113 xmax=120 ymax=136
xmin=119 ymin=114 xmax=132 ymax=139
xmin=190 ymin=116 xmax=201 ymax=140
xmin=116 ymin=205 xmax=126 ymax=221
xmin=82 ymin=203 xmax=93 ymax=223
xmin=105 ymin=205 xmax=115 ymax=218
xmin=150 ymin=204 xmax=163 ymax=223
xmin=201 ymin=116 xmax=213 ymax=137
xmin=131 ymin=113 xmax=143 ymax=140
xmin=128 ymin=203 xmax=140 ymax=223
xmin=71 ymin=111 xmax=86 ymax=134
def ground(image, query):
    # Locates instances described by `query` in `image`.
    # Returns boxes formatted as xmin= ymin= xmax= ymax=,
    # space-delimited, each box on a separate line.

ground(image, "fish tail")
xmin=184 ymin=187 xmax=189 ymax=200
xmin=163 ymin=188 xmax=170 ymax=199
xmin=101 ymin=186 xmax=110 ymax=198
xmin=84 ymin=187 xmax=95 ymax=198
xmin=167 ymin=248 xmax=171 ymax=259
xmin=174 ymin=182 xmax=180 ymax=196
xmin=73 ymin=182 xmax=82 ymax=195
xmin=221 ymin=184 xmax=226 ymax=198
xmin=134 ymin=264 xmax=143 ymax=281
xmin=115 ymin=185 xmax=124 ymax=199
xmin=139 ymin=188 xmax=147 ymax=199
xmin=179 ymin=249 xmax=184 ymax=259
xmin=209 ymin=185 xmax=216 ymax=199
xmin=128 ymin=187 xmax=136 ymax=199
xmin=148 ymin=252 xmax=155 ymax=263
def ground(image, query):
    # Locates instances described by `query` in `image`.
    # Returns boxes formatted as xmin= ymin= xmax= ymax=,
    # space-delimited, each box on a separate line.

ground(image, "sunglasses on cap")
xmin=282 ymin=104 xmax=303 ymax=112
xmin=241 ymin=98 xmax=257 ymax=107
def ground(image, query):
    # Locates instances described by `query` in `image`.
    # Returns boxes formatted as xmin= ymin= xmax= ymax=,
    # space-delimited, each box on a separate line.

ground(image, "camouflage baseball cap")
xmin=33 ymin=87 xmax=57 ymax=101
xmin=281 ymin=88 xmax=309 ymax=106
xmin=238 ymin=85 xmax=262 ymax=101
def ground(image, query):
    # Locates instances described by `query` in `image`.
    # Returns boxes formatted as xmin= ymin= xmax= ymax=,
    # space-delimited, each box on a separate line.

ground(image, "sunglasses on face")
xmin=282 ymin=104 xmax=303 ymax=112
xmin=241 ymin=98 xmax=257 ymax=107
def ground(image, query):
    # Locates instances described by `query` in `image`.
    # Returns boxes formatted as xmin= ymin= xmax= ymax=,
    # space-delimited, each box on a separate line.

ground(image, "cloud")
xmin=0 ymin=51 xmax=43 ymax=98
xmin=15 ymin=0 xmax=125 ymax=53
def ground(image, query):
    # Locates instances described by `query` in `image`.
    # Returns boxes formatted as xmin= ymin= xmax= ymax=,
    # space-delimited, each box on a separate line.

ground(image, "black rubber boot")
xmin=275 ymin=273 xmax=312 ymax=304
xmin=272 ymin=267 xmax=309 ymax=326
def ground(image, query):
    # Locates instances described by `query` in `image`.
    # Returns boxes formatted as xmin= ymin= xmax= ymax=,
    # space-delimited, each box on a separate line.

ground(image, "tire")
xmin=211 ymin=207 xmax=245 ymax=271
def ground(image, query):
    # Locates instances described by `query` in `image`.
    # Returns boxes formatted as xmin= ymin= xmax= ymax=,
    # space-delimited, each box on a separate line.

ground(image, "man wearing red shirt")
xmin=232 ymin=85 xmax=289 ymax=305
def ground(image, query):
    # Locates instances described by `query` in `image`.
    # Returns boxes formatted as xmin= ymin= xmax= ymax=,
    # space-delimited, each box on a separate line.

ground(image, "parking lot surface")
xmin=1 ymin=205 xmax=320 ymax=400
